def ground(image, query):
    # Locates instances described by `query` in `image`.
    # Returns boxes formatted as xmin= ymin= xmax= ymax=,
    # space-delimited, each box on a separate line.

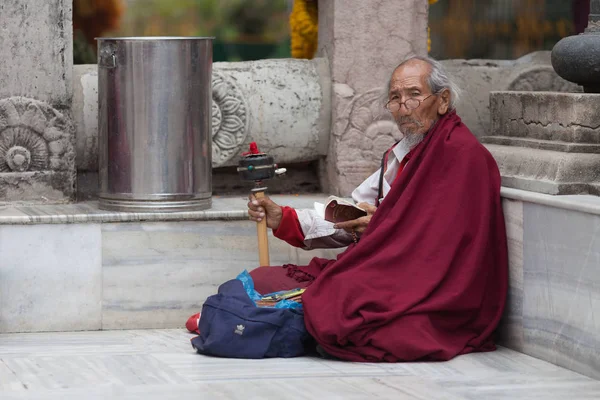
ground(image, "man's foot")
xmin=185 ymin=313 xmax=200 ymax=334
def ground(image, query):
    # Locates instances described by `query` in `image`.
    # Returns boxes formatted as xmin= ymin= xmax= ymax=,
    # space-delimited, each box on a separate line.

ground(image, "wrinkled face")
xmin=387 ymin=60 xmax=450 ymax=136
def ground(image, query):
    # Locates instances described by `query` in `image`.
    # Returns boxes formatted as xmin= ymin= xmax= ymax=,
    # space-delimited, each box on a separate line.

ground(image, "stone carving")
xmin=339 ymin=88 xmax=402 ymax=167
xmin=0 ymin=97 xmax=75 ymax=201
xmin=507 ymin=66 xmax=582 ymax=92
xmin=332 ymin=87 xmax=403 ymax=194
xmin=0 ymin=97 xmax=73 ymax=173
xmin=1 ymin=129 xmax=46 ymax=172
xmin=211 ymin=72 xmax=249 ymax=167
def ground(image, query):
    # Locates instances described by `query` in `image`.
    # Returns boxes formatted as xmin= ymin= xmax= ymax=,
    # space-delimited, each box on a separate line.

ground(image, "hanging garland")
xmin=290 ymin=0 xmax=318 ymax=59
xmin=73 ymin=0 xmax=125 ymax=64
xmin=290 ymin=0 xmax=435 ymax=58
xmin=73 ymin=0 xmax=124 ymax=46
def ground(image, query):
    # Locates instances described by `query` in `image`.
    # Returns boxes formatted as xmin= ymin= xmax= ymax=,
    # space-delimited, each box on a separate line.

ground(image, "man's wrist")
xmin=271 ymin=206 xmax=284 ymax=230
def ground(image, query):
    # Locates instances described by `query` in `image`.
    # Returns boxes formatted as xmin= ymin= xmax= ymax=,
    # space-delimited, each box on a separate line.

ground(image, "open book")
xmin=314 ymin=196 xmax=367 ymax=223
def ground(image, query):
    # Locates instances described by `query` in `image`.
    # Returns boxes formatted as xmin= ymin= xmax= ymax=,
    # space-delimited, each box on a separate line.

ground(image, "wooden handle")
xmin=254 ymin=190 xmax=270 ymax=266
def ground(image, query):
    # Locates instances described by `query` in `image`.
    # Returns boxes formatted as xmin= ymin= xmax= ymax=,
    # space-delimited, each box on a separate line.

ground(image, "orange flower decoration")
xmin=73 ymin=0 xmax=125 ymax=47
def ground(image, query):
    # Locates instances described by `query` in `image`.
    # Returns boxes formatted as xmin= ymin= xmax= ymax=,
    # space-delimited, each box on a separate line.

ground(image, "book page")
xmin=315 ymin=198 xmax=366 ymax=222
xmin=314 ymin=202 xmax=326 ymax=219
xmin=327 ymin=196 xmax=357 ymax=208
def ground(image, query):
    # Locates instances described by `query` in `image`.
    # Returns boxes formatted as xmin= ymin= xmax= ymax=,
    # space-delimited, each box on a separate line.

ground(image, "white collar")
xmin=391 ymin=138 xmax=412 ymax=162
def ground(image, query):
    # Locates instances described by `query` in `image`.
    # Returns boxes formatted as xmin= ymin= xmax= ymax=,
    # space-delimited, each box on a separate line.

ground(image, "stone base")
xmin=0 ymin=170 xmax=75 ymax=204
xmin=485 ymin=144 xmax=600 ymax=195
xmin=0 ymin=97 xmax=76 ymax=204
xmin=77 ymin=162 xmax=322 ymax=201
xmin=483 ymin=91 xmax=600 ymax=195
xmin=442 ymin=51 xmax=582 ymax=138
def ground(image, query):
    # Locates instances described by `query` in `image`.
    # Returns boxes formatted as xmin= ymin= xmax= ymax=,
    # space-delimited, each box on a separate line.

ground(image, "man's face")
xmin=387 ymin=60 xmax=450 ymax=136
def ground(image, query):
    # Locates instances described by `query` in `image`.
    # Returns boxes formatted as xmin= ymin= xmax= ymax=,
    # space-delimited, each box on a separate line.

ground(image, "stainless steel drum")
xmin=97 ymin=37 xmax=213 ymax=212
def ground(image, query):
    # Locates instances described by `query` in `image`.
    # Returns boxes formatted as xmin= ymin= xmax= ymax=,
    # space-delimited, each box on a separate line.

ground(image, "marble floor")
xmin=0 ymin=329 xmax=599 ymax=400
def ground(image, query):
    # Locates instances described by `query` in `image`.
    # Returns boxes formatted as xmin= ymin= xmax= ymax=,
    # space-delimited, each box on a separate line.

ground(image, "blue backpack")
xmin=191 ymin=279 xmax=310 ymax=359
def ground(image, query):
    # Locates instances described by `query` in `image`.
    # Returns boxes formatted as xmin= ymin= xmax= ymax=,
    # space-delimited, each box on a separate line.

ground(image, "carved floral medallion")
xmin=211 ymin=72 xmax=249 ymax=167
xmin=0 ymin=97 xmax=74 ymax=173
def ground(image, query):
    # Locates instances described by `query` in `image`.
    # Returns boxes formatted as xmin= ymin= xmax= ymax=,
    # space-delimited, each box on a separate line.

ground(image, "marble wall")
xmin=0 ymin=214 xmax=340 ymax=334
xmin=497 ymin=199 xmax=524 ymax=352
xmin=498 ymin=195 xmax=600 ymax=380
xmin=0 ymin=224 xmax=102 ymax=333
xmin=102 ymin=221 xmax=339 ymax=330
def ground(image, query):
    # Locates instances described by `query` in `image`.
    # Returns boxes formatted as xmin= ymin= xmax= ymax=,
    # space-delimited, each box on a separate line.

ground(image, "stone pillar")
xmin=318 ymin=0 xmax=428 ymax=195
xmin=552 ymin=0 xmax=600 ymax=93
xmin=0 ymin=0 xmax=75 ymax=203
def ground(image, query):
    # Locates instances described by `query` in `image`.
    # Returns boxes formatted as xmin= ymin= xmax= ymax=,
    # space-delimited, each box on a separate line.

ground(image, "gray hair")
xmin=384 ymin=55 xmax=462 ymax=110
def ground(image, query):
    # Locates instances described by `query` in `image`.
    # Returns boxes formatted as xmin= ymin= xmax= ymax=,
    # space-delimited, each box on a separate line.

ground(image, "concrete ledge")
xmin=501 ymin=186 xmax=600 ymax=216
xmin=3 ymin=189 xmax=600 ymax=225
xmin=0 ymin=194 xmax=329 ymax=225
xmin=486 ymin=144 xmax=600 ymax=196
xmin=488 ymin=91 xmax=600 ymax=144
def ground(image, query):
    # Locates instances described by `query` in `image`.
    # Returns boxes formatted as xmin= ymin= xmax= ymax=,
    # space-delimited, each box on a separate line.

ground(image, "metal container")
xmin=97 ymin=37 xmax=213 ymax=212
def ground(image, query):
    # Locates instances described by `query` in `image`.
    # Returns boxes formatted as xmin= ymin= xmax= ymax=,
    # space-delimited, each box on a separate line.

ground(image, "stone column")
xmin=318 ymin=0 xmax=428 ymax=195
xmin=552 ymin=0 xmax=600 ymax=93
xmin=0 ymin=0 xmax=75 ymax=203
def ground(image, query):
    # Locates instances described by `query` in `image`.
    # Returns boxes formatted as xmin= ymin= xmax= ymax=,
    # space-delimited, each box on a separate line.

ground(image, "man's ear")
xmin=437 ymin=89 xmax=450 ymax=114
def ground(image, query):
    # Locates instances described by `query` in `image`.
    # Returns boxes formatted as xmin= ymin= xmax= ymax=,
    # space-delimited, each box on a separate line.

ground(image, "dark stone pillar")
xmin=552 ymin=0 xmax=600 ymax=93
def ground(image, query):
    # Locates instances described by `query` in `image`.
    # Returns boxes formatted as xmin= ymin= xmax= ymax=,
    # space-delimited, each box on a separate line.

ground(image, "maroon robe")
xmin=253 ymin=111 xmax=508 ymax=362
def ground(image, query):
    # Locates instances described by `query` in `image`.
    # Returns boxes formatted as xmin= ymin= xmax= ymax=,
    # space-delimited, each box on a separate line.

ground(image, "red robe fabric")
xmin=286 ymin=111 xmax=508 ymax=362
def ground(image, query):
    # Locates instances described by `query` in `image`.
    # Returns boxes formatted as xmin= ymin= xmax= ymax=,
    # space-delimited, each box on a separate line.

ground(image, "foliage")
xmin=112 ymin=0 xmax=289 ymax=43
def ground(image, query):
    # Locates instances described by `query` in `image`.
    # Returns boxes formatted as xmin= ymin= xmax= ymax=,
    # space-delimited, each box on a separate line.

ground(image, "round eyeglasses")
xmin=385 ymin=94 xmax=435 ymax=113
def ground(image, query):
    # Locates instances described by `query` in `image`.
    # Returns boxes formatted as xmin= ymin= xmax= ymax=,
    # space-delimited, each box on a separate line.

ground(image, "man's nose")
xmin=398 ymin=103 xmax=411 ymax=116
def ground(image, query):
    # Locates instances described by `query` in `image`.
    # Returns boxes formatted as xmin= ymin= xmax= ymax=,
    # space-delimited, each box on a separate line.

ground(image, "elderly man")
xmin=188 ymin=56 xmax=508 ymax=363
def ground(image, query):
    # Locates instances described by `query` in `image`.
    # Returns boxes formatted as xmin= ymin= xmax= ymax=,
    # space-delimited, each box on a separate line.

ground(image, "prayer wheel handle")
xmin=237 ymin=142 xmax=286 ymax=266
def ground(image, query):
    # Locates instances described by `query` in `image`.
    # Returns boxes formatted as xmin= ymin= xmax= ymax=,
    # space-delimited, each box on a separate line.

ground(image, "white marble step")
xmin=0 ymin=195 xmax=341 ymax=334
xmin=0 ymin=329 xmax=598 ymax=399
xmin=0 ymin=195 xmax=332 ymax=225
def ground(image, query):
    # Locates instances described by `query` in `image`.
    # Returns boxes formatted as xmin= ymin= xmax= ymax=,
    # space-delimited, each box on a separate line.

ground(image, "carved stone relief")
xmin=332 ymin=87 xmax=403 ymax=194
xmin=507 ymin=66 xmax=582 ymax=92
xmin=338 ymin=88 xmax=402 ymax=166
xmin=0 ymin=97 xmax=75 ymax=201
xmin=211 ymin=72 xmax=249 ymax=167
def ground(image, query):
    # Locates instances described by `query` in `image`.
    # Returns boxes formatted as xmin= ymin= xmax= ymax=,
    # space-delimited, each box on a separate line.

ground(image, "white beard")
xmin=399 ymin=132 xmax=425 ymax=151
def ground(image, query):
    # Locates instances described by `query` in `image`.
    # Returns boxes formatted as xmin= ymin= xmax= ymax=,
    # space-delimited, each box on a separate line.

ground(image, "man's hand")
xmin=333 ymin=202 xmax=378 ymax=235
xmin=247 ymin=193 xmax=284 ymax=230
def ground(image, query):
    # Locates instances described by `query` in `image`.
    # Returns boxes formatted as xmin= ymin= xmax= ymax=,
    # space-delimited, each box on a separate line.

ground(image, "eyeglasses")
xmin=385 ymin=94 xmax=435 ymax=113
